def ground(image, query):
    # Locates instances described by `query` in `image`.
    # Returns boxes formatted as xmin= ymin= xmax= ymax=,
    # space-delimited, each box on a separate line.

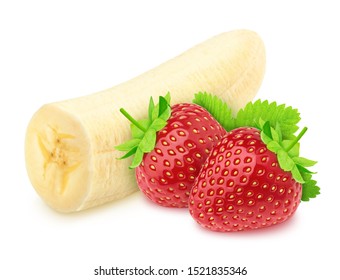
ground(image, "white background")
xmin=1 ymin=0 xmax=339 ymax=279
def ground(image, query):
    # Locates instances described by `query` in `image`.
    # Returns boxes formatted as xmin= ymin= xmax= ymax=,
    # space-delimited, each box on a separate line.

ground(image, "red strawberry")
xmin=189 ymin=127 xmax=302 ymax=232
xmin=136 ymin=103 xmax=226 ymax=207
xmin=116 ymin=94 xmax=227 ymax=208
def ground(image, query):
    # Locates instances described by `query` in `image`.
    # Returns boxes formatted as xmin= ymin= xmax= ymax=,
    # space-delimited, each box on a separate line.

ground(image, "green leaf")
xmin=151 ymin=95 xmax=171 ymax=121
xmin=291 ymin=165 xmax=305 ymax=183
xmin=282 ymin=140 xmax=300 ymax=158
xmin=300 ymin=171 xmax=312 ymax=182
xmin=277 ymin=150 xmax=295 ymax=171
xmin=296 ymin=165 xmax=319 ymax=201
xmin=266 ymin=141 xmax=282 ymax=153
xmin=118 ymin=146 xmax=138 ymax=160
xmin=131 ymin=119 xmax=151 ymax=139
xmin=298 ymin=168 xmax=319 ymax=201
xmin=260 ymin=130 xmax=272 ymax=145
xmin=130 ymin=147 xmax=144 ymax=169
xmin=148 ymin=97 xmax=155 ymax=120
xmin=158 ymin=96 xmax=168 ymax=116
xmin=164 ymin=92 xmax=171 ymax=103
xmin=301 ymin=178 xmax=320 ymax=201
xmin=193 ymin=92 xmax=234 ymax=131
xmin=296 ymin=164 xmax=315 ymax=174
xmin=159 ymin=106 xmax=171 ymax=121
xmin=261 ymin=121 xmax=272 ymax=139
xmin=260 ymin=123 xmax=283 ymax=152
xmin=270 ymin=127 xmax=280 ymax=142
xmin=235 ymin=100 xmax=300 ymax=139
xmin=116 ymin=93 xmax=172 ymax=168
xmin=115 ymin=139 xmax=141 ymax=151
xmin=257 ymin=118 xmax=266 ymax=129
xmin=275 ymin=122 xmax=283 ymax=143
xmin=293 ymin=157 xmax=317 ymax=167
xmin=193 ymin=95 xmax=300 ymax=140
xmin=139 ymin=129 xmax=156 ymax=153
xmin=150 ymin=118 xmax=167 ymax=131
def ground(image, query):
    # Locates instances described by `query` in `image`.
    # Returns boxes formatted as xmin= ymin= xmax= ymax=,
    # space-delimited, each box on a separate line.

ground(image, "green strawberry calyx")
xmin=259 ymin=120 xmax=319 ymax=201
xmin=115 ymin=93 xmax=171 ymax=169
xmin=193 ymin=92 xmax=320 ymax=201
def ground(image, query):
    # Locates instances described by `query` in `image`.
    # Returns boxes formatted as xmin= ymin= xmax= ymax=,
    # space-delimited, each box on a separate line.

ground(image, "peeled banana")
xmin=25 ymin=29 xmax=266 ymax=213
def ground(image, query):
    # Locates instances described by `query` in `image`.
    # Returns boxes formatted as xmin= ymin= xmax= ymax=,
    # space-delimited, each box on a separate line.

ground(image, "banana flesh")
xmin=25 ymin=30 xmax=266 ymax=212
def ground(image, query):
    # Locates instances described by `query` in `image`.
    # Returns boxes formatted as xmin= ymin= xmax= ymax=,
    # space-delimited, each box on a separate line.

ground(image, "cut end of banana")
xmin=25 ymin=104 xmax=91 ymax=213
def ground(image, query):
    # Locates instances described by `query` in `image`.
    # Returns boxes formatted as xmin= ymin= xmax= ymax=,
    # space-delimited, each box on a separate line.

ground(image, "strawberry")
xmin=187 ymin=93 xmax=319 ymax=232
xmin=189 ymin=127 xmax=304 ymax=232
xmin=116 ymin=94 xmax=227 ymax=207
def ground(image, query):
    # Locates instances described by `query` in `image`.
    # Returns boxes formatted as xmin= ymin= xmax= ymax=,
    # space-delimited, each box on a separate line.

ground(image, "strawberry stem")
xmin=286 ymin=127 xmax=308 ymax=152
xmin=120 ymin=108 xmax=147 ymax=132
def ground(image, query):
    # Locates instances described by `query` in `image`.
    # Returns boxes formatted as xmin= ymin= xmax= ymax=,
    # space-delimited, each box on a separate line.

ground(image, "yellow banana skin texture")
xmin=25 ymin=30 xmax=266 ymax=213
